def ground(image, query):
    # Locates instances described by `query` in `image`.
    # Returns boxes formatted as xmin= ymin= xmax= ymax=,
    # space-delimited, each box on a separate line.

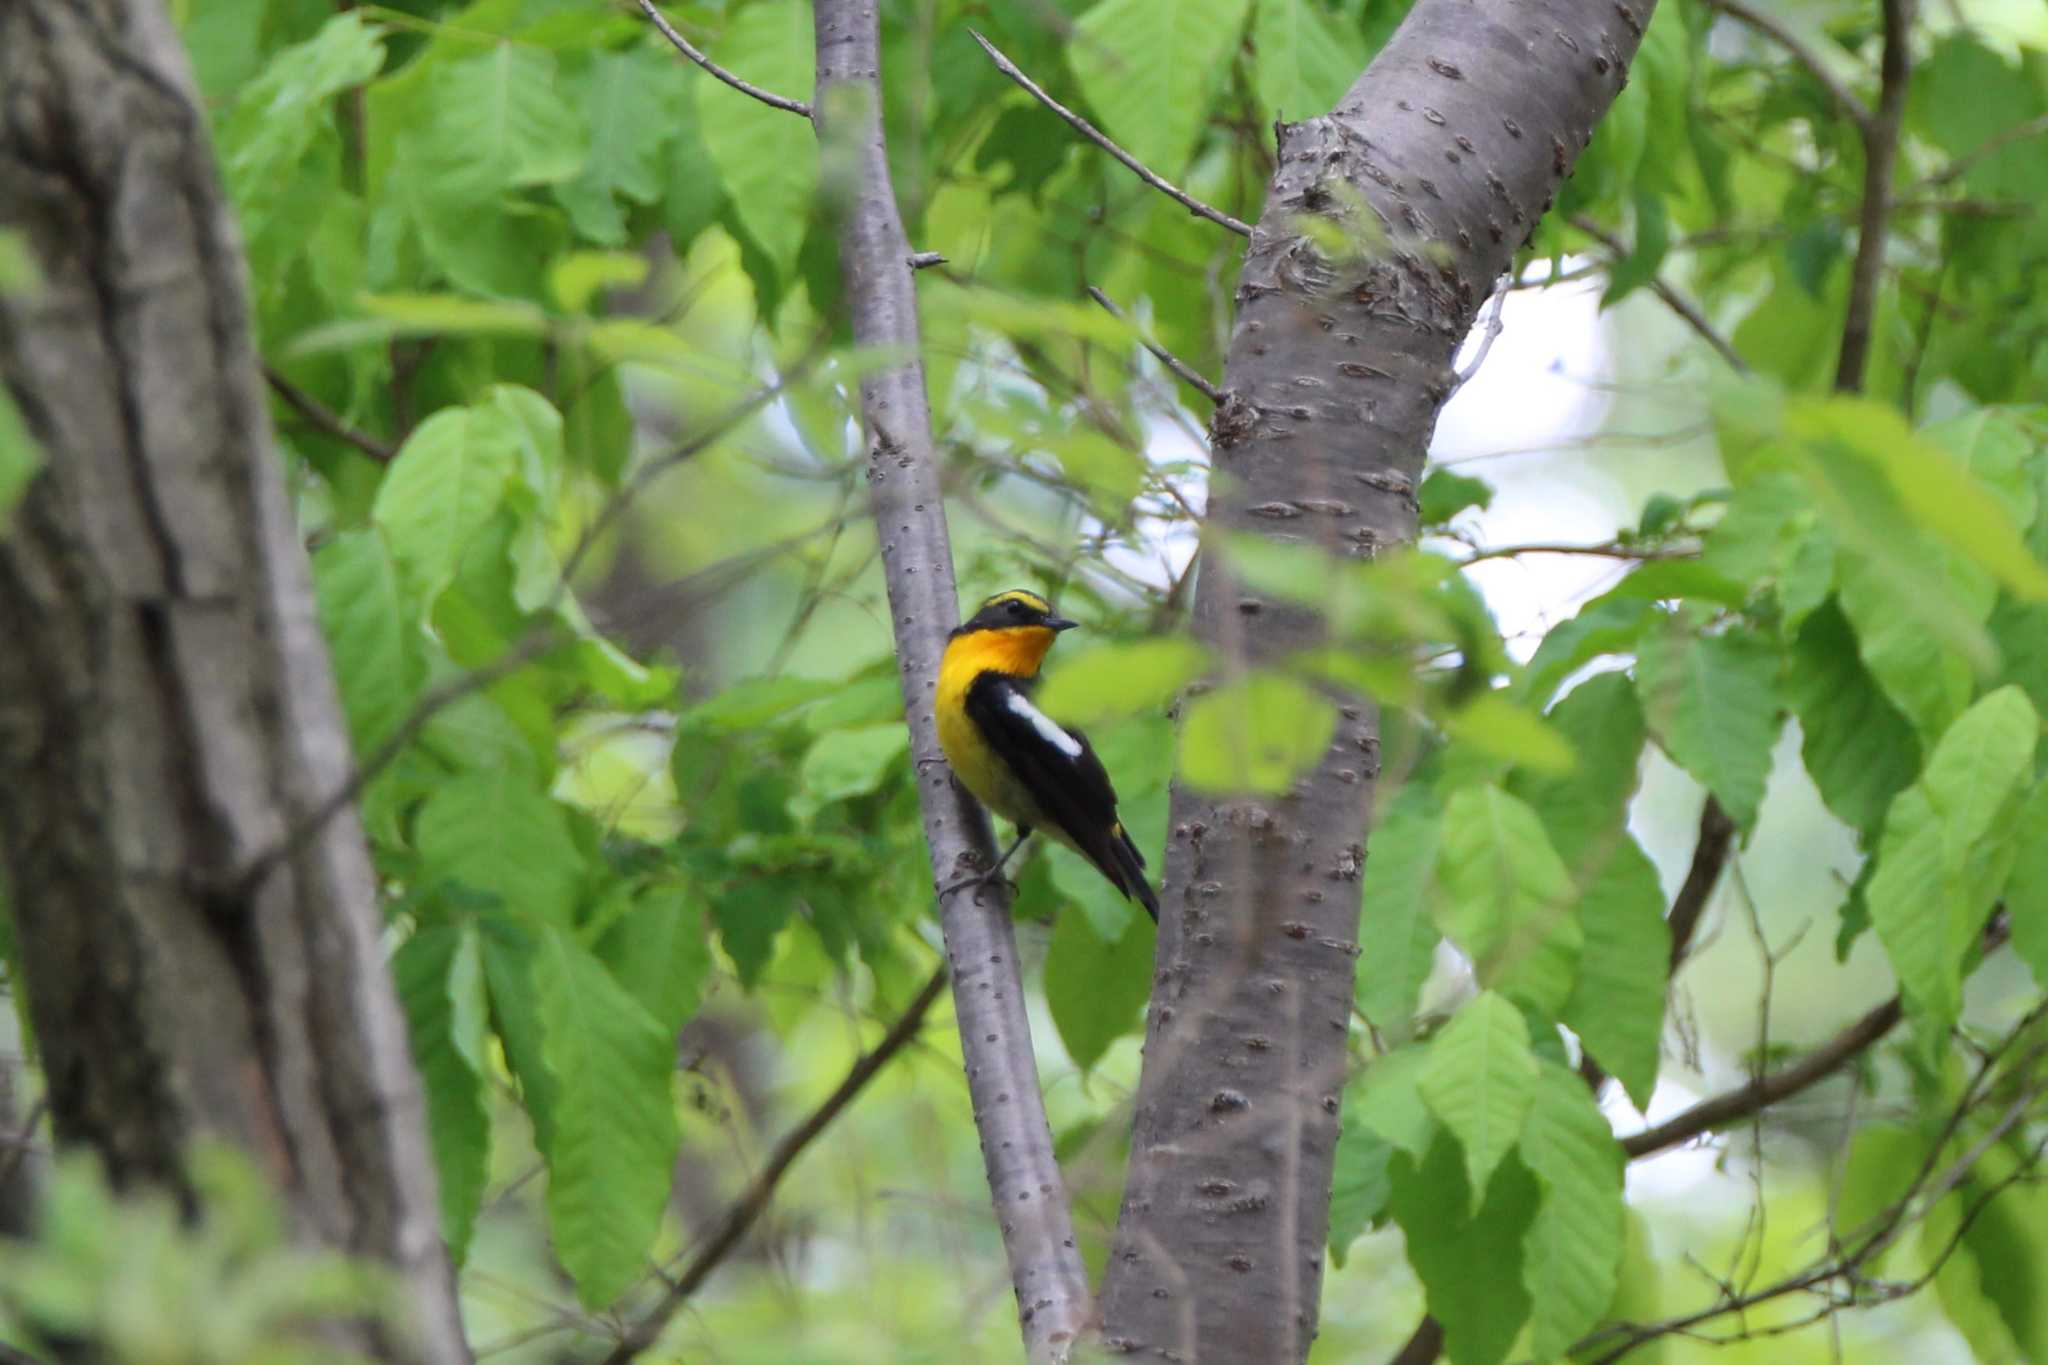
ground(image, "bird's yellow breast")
xmin=937 ymin=626 xmax=1058 ymax=829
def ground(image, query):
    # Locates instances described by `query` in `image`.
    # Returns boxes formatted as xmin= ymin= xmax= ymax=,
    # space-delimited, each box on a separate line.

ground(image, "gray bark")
xmin=1099 ymin=0 xmax=1656 ymax=1358
xmin=811 ymin=3 xmax=1092 ymax=1358
xmin=0 ymin=3 xmax=469 ymax=1361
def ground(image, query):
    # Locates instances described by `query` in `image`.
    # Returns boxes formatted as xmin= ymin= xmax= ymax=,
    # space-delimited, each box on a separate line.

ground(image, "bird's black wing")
xmin=965 ymin=674 xmax=1157 ymax=919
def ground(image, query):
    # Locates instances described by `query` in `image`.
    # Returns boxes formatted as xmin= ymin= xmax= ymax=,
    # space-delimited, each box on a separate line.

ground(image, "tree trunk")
xmin=1099 ymin=0 xmax=1657 ymax=1358
xmin=0 ymin=4 xmax=468 ymax=1361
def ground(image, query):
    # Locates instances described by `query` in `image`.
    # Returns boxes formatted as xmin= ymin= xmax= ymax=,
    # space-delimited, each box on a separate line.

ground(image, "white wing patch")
xmin=1006 ymin=690 xmax=1083 ymax=759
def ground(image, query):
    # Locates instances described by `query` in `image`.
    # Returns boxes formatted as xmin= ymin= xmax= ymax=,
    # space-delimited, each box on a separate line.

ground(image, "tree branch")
xmin=634 ymin=0 xmax=812 ymax=118
xmin=1085 ymin=285 xmax=1222 ymax=404
xmin=597 ymin=966 xmax=948 ymax=1363
xmin=1834 ymin=0 xmax=1914 ymax=394
xmin=262 ymin=364 xmax=395 ymax=463
xmin=1568 ymin=216 xmax=1749 ymax=376
xmin=813 ymin=4 xmax=1091 ymax=1358
xmin=1699 ymin=0 xmax=1871 ymax=129
xmin=1666 ymin=796 xmax=1738 ymax=974
xmin=969 ymin=30 xmax=1253 ymax=239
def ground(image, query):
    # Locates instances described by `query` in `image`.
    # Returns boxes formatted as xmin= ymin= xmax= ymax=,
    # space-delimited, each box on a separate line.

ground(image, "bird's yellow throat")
xmin=939 ymin=625 xmax=1059 ymax=700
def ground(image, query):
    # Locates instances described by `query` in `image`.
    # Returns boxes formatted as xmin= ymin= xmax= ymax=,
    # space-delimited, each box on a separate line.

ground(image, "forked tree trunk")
xmin=0 ymin=4 xmax=468 ymax=1361
xmin=1100 ymin=0 xmax=1658 ymax=1357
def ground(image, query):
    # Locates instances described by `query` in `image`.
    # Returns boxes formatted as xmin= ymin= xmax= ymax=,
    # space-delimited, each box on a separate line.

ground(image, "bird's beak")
xmin=1045 ymin=615 xmax=1079 ymax=632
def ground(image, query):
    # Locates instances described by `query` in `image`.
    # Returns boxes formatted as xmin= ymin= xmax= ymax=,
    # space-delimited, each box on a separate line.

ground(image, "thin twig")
xmin=1084 ymin=285 xmax=1222 ymax=404
xmin=969 ymin=30 xmax=1253 ymax=239
xmin=1699 ymin=0 xmax=1871 ymax=128
xmin=597 ymin=966 xmax=948 ymax=1364
xmin=1569 ymin=217 xmax=1749 ymax=376
xmin=1914 ymin=111 xmax=2048 ymax=191
xmin=634 ymin=0 xmax=812 ymax=118
xmin=1624 ymin=915 xmax=2013 ymax=1159
xmin=1448 ymin=274 xmax=1510 ymax=394
xmin=263 ymin=365 xmax=395 ymax=463
xmin=1834 ymin=0 xmax=1914 ymax=394
xmin=1458 ymin=540 xmax=1692 ymax=566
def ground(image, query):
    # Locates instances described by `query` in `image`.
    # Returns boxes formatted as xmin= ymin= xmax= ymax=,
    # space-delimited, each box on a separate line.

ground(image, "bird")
xmin=935 ymin=588 xmax=1158 ymax=921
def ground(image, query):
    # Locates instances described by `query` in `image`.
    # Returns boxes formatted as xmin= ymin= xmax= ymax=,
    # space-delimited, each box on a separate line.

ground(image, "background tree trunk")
xmin=1100 ymin=0 xmax=1656 ymax=1357
xmin=0 ymin=3 xmax=468 ymax=1361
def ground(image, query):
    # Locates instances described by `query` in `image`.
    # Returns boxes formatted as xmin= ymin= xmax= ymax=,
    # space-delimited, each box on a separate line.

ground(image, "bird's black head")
xmin=954 ymin=589 xmax=1078 ymax=637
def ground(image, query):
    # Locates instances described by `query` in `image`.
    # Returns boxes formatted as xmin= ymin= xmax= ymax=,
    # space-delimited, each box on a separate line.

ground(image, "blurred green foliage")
xmin=0 ymin=0 xmax=2026 ymax=1359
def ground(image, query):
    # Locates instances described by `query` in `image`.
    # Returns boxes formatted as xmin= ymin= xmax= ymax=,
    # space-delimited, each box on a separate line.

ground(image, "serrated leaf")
xmin=1178 ymin=671 xmax=1337 ymax=794
xmin=1418 ymin=468 xmax=1494 ymax=527
xmin=1837 ymin=549 xmax=1985 ymax=742
xmin=1785 ymin=599 xmax=1922 ymax=835
xmin=1520 ymin=1058 xmax=1626 ymax=1358
xmin=218 ymin=14 xmax=386 ymax=242
xmin=1068 ymin=0 xmax=1253 ymax=175
xmin=312 ymin=530 xmax=422 ymax=753
xmin=598 ymin=884 xmax=711 ymax=1039
xmin=372 ymin=408 xmax=520 ymax=605
xmin=1357 ymin=786 xmax=1442 ymax=1038
xmin=553 ymin=49 xmax=682 ymax=244
xmin=1249 ymin=0 xmax=1366 ymax=125
xmin=1561 ymin=836 xmax=1668 ymax=1109
xmin=1509 ymin=672 xmax=1645 ymax=864
xmin=1869 ymin=686 xmax=2038 ymax=1033
xmin=1038 ymin=638 xmax=1208 ymax=726
xmin=415 ymin=776 xmax=587 ymax=925
xmin=1045 ymin=903 xmax=1153 ymax=1071
xmin=479 ymin=914 xmax=558 ymax=1151
xmin=1350 ymin=1044 xmax=1435 ymax=1157
xmin=1516 ymin=596 xmax=1655 ymax=708
xmin=534 ymin=925 xmax=681 ymax=1309
xmin=392 ymin=922 xmax=491 ymax=1266
xmin=698 ymin=0 xmax=817 ymax=280
xmin=1419 ymin=992 xmax=1539 ymax=1208
xmin=1388 ymin=1135 xmax=1539 ymax=1365
xmin=1634 ymin=626 xmax=1781 ymax=830
xmin=1435 ymin=786 xmax=1581 ymax=1014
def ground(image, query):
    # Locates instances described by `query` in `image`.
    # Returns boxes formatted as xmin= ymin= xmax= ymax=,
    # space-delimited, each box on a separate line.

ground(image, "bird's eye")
xmin=1007 ymin=600 xmax=1026 ymax=617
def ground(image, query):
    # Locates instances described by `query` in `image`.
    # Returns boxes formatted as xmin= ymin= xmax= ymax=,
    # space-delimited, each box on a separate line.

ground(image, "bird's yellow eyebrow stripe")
xmin=984 ymin=589 xmax=1051 ymax=613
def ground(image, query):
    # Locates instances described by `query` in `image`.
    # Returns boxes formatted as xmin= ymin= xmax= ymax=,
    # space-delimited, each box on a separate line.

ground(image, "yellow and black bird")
xmin=936 ymin=589 xmax=1158 ymax=920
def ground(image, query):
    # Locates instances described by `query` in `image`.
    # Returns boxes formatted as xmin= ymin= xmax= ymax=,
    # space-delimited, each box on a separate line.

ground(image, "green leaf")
xmin=797 ymin=725 xmax=909 ymax=805
xmin=1509 ymin=672 xmax=1645 ymax=864
xmin=549 ymin=251 xmax=651 ymax=314
xmin=1442 ymin=692 xmax=1577 ymax=773
xmin=1516 ymin=596 xmax=1655 ymax=709
xmin=1037 ymin=638 xmax=1209 ymax=726
xmin=534 ymin=925 xmax=681 ymax=1309
xmin=1357 ymin=786 xmax=1442 ymax=1039
xmin=371 ymin=407 xmax=520 ymax=605
xmin=414 ymin=776 xmax=588 ymax=925
xmin=1633 ymin=626 xmax=1782 ymax=830
xmin=1435 ymin=786 xmax=1581 ymax=1015
xmin=553 ymin=49 xmax=683 ymax=245
xmin=1837 ymin=549 xmax=1985 ymax=742
xmin=1869 ymin=686 xmax=2038 ymax=1033
xmin=1350 ymin=1044 xmax=1436 ymax=1158
xmin=698 ymin=0 xmax=817 ymax=281
xmin=1178 ymin=670 xmax=1337 ymax=794
xmin=1249 ymin=0 xmax=1366 ymax=125
xmin=1418 ymin=468 xmax=1494 ymax=528
xmin=1560 ymin=836 xmax=1668 ymax=1109
xmin=392 ymin=922 xmax=491 ymax=1266
xmin=1327 ymin=1112 xmax=1395 ymax=1268
xmin=1044 ymin=903 xmax=1154 ymax=1071
xmin=1069 ymin=0 xmax=1253 ymax=175
xmin=479 ymin=914 xmax=558 ymax=1151
xmin=1519 ymin=1058 xmax=1626 ymax=1358
xmin=597 ymin=884 xmax=711 ymax=1040
xmin=2009 ymin=784 xmax=2048 ymax=994
xmin=312 ymin=530 xmax=422 ymax=753
xmin=1784 ymin=599 xmax=1922 ymax=836
xmin=1388 ymin=1135 xmax=1539 ymax=1365
xmin=1418 ymin=991 xmax=1539 ymax=1208
xmin=218 ymin=15 xmax=386 ymax=242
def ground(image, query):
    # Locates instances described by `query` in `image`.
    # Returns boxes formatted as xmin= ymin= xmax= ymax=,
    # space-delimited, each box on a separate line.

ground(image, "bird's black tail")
xmin=1112 ymin=824 xmax=1158 ymax=922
